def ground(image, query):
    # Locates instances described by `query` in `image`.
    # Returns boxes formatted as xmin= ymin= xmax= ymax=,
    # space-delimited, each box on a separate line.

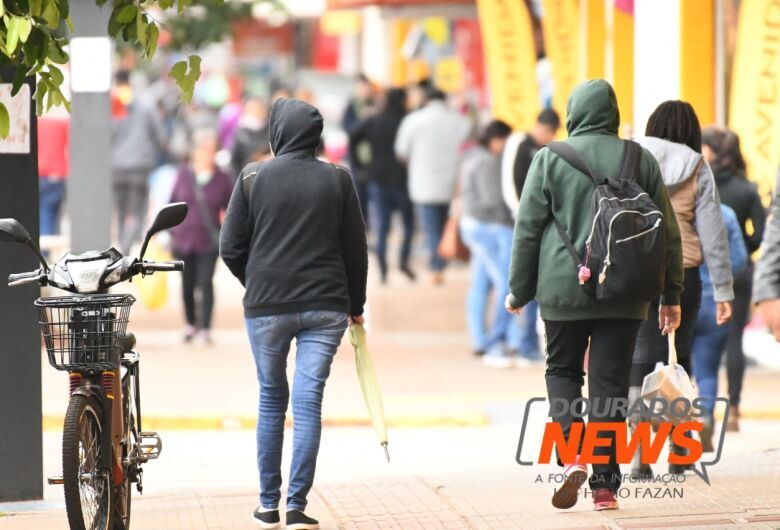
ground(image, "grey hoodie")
xmin=636 ymin=136 xmax=734 ymax=302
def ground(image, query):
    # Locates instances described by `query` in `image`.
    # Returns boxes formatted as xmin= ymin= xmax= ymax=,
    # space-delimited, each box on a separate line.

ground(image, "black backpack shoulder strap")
xmin=617 ymin=140 xmax=642 ymax=183
xmin=241 ymin=162 xmax=262 ymax=201
xmin=547 ymin=141 xmax=603 ymax=185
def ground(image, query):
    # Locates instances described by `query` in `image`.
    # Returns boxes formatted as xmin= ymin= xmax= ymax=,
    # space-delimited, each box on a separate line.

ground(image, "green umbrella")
xmin=348 ymin=323 xmax=390 ymax=462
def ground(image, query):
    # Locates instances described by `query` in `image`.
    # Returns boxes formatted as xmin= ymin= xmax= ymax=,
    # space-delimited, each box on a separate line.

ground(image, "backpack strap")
xmin=553 ymin=217 xmax=582 ymax=269
xmin=547 ymin=141 xmax=604 ymax=186
xmin=616 ymin=140 xmax=642 ymax=184
xmin=546 ymin=141 xmax=600 ymax=269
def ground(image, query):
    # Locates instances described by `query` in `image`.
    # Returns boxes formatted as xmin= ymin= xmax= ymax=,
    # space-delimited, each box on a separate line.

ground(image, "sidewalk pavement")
xmin=2 ymin=423 xmax=779 ymax=529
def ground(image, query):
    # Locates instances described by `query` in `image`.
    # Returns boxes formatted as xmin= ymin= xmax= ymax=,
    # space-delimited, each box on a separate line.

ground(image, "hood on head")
xmin=636 ymin=136 xmax=704 ymax=190
xmin=566 ymin=79 xmax=620 ymax=137
xmin=269 ymin=98 xmax=324 ymax=156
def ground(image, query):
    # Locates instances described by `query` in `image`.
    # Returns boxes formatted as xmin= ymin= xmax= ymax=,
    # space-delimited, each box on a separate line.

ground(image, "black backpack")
xmin=547 ymin=140 xmax=666 ymax=303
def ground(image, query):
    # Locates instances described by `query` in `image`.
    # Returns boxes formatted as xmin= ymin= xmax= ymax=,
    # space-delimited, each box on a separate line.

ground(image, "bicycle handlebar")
xmin=135 ymin=260 xmax=185 ymax=273
xmin=8 ymin=270 xmax=45 ymax=287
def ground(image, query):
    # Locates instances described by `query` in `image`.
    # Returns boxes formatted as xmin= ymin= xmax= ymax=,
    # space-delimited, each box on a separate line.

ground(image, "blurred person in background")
xmin=221 ymin=98 xmax=368 ymax=530
xmin=37 ymin=110 xmax=70 ymax=237
xmin=458 ymin=120 xmax=517 ymax=367
xmin=754 ymin=172 xmax=780 ymax=341
xmin=231 ymin=97 xmax=271 ymax=180
xmin=630 ymin=101 xmax=733 ymax=477
xmin=501 ymin=108 xmax=561 ymax=361
xmin=407 ymin=78 xmax=432 ymax=111
xmin=395 ymin=87 xmax=472 ymax=285
xmin=112 ymin=69 xmax=166 ymax=253
xmin=169 ymin=128 xmax=233 ymax=345
xmin=702 ymin=127 xmax=766 ymax=432
xmin=693 ymin=204 xmax=747 ymax=452
xmin=349 ymin=87 xmax=415 ymax=284
xmin=342 ymin=74 xmax=376 ymax=227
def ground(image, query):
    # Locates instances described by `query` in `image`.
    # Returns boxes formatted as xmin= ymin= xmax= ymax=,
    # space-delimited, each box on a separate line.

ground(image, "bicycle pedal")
xmin=138 ymin=432 xmax=162 ymax=460
xmin=47 ymin=476 xmax=64 ymax=485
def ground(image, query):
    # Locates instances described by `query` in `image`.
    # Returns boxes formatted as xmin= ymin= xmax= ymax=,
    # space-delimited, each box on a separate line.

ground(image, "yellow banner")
xmin=476 ymin=0 xmax=540 ymax=130
xmin=729 ymin=0 xmax=780 ymax=204
xmin=541 ymin=0 xmax=581 ymax=130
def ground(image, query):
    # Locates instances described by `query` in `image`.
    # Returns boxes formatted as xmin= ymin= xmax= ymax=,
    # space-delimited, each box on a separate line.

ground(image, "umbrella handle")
xmin=382 ymin=442 xmax=390 ymax=463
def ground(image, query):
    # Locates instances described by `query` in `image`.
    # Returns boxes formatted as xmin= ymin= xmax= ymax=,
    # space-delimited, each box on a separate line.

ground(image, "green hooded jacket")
xmin=507 ymin=79 xmax=684 ymax=321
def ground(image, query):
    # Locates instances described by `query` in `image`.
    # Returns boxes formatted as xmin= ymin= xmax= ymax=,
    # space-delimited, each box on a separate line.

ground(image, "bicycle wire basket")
xmin=35 ymin=294 xmax=136 ymax=371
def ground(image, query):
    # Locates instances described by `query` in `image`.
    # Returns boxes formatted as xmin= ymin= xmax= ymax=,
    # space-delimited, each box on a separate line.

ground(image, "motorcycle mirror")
xmin=0 ymin=218 xmax=49 ymax=271
xmin=139 ymin=202 xmax=189 ymax=260
xmin=0 ymin=218 xmax=32 ymax=243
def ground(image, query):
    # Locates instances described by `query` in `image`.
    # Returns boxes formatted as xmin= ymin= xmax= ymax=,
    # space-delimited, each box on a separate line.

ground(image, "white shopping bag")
xmin=640 ymin=330 xmax=697 ymax=425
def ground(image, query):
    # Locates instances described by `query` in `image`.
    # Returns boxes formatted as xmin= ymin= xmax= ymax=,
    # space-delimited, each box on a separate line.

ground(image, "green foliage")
xmin=0 ymin=0 xmax=281 ymax=138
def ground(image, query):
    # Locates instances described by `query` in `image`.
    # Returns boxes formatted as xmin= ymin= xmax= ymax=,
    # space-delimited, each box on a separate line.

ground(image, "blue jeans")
xmin=369 ymin=182 xmax=414 ymax=278
xmin=245 ymin=310 xmax=348 ymax=511
xmin=418 ymin=203 xmax=450 ymax=272
xmin=692 ymin=297 xmax=731 ymax=419
xmin=515 ymin=300 xmax=541 ymax=357
xmin=460 ymin=217 xmax=514 ymax=351
xmin=39 ymin=177 xmax=65 ymax=236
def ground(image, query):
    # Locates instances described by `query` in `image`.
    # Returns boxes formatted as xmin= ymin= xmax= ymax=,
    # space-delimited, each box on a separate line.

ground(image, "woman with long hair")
xmin=702 ymin=126 xmax=766 ymax=432
xmin=630 ymin=101 xmax=734 ymax=476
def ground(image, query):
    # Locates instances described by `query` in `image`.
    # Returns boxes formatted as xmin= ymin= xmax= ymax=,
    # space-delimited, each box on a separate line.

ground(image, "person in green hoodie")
xmin=506 ymin=80 xmax=684 ymax=511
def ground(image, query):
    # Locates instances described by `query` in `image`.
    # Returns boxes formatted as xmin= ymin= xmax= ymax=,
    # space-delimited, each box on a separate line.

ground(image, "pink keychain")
xmin=578 ymin=245 xmax=592 ymax=284
xmin=578 ymin=266 xmax=591 ymax=284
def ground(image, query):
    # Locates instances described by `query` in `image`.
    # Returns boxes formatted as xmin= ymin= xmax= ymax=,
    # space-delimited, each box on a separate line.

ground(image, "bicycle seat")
xmin=118 ymin=332 xmax=136 ymax=353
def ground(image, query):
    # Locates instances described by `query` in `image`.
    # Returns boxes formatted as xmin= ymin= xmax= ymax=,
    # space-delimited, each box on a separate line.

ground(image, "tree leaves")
xmin=0 ymin=0 xmax=275 ymax=138
xmin=169 ymin=55 xmax=200 ymax=103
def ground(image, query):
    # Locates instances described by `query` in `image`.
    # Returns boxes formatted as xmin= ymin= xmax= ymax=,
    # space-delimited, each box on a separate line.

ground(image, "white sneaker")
xmin=481 ymin=347 xmax=513 ymax=369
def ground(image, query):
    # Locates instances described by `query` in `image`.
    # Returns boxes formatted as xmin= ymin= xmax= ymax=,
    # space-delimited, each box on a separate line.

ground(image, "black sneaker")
xmin=252 ymin=507 xmax=281 ymax=529
xmin=286 ymin=510 xmax=319 ymax=530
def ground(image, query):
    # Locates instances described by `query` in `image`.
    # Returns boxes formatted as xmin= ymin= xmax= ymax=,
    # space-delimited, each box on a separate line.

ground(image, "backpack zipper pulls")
xmin=599 ymin=260 xmax=610 ymax=284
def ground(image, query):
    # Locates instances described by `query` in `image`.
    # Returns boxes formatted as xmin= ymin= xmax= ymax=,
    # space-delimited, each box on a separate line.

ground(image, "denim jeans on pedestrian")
xmin=39 ymin=177 xmax=65 ymax=236
xmin=692 ymin=296 xmax=731 ymax=419
xmin=460 ymin=216 xmax=514 ymax=352
xmin=245 ymin=310 xmax=348 ymax=511
xmin=513 ymin=300 xmax=541 ymax=358
xmin=418 ymin=203 xmax=450 ymax=272
xmin=369 ymin=182 xmax=414 ymax=278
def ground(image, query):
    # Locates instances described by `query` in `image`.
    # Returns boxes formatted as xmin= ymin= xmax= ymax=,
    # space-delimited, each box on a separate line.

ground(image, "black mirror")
xmin=0 ymin=218 xmax=32 ymax=243
xmin=0 ymin=218 xmax=49 ymax=270
xmin=139 ymin=202 xmax=189 ymax=259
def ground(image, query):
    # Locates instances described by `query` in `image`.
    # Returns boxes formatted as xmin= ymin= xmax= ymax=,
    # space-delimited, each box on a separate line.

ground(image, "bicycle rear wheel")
xmin=63 ymin=394 xmax=112 ymax=530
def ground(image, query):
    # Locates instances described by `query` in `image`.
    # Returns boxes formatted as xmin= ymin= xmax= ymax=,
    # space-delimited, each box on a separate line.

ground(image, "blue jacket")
xmin=701 ymin=205 xmax=747 ymax=301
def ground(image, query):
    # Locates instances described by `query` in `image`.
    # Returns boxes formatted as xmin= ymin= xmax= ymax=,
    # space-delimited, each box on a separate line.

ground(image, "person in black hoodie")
xmin=701 ymin=127 xmax=765 ymax=433
xmin=220 ymin=98 xmax=368 ymax=530
xmin=349 ymin=87 xmax=415 ymax=284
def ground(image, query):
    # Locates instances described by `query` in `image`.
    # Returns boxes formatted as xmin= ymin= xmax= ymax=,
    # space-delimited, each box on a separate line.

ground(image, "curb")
xmin=42 ymin=412 xmax=489 ymax=432
xmin=40 ymin=409 xmax=780 ymax=432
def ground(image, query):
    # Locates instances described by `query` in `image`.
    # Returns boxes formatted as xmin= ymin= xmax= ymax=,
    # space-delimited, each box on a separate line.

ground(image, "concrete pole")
xmin=0 ymin=74 xmax=43 ymax=501
xmin=68 ymin=0 xmax=112 ymax=253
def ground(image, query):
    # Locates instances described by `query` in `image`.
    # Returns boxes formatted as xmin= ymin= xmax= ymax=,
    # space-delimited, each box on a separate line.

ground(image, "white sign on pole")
xmin=0 ymin=84 xmax=31 ymax=154
xmin=70 ymin=37 xmax=112 ymax=93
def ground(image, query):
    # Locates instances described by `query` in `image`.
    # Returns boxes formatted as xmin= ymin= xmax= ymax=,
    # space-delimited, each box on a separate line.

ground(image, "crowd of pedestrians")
xmin=36 ymin=63 xmax=780 ymax=525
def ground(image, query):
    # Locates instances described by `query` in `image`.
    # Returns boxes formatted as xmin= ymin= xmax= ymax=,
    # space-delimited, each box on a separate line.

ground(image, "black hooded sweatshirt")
xmin=220 ymin=98 xmax=368 ymax=317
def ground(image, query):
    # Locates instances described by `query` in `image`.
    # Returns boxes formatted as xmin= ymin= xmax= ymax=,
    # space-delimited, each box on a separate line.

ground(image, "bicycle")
xmin=1 ymin=202 xmax=188 ymax=530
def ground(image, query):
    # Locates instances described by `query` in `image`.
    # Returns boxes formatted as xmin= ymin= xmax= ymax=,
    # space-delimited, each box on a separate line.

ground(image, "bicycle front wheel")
xmin=63 ymin=394 xmax=112 ymax=530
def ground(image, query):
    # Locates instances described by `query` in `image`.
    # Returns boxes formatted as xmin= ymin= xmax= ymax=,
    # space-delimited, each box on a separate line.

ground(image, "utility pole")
xmin=0 ymin=74 xmax=43 ymax=501
xmin=68 ymin=0 xmax=112 ymax=252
